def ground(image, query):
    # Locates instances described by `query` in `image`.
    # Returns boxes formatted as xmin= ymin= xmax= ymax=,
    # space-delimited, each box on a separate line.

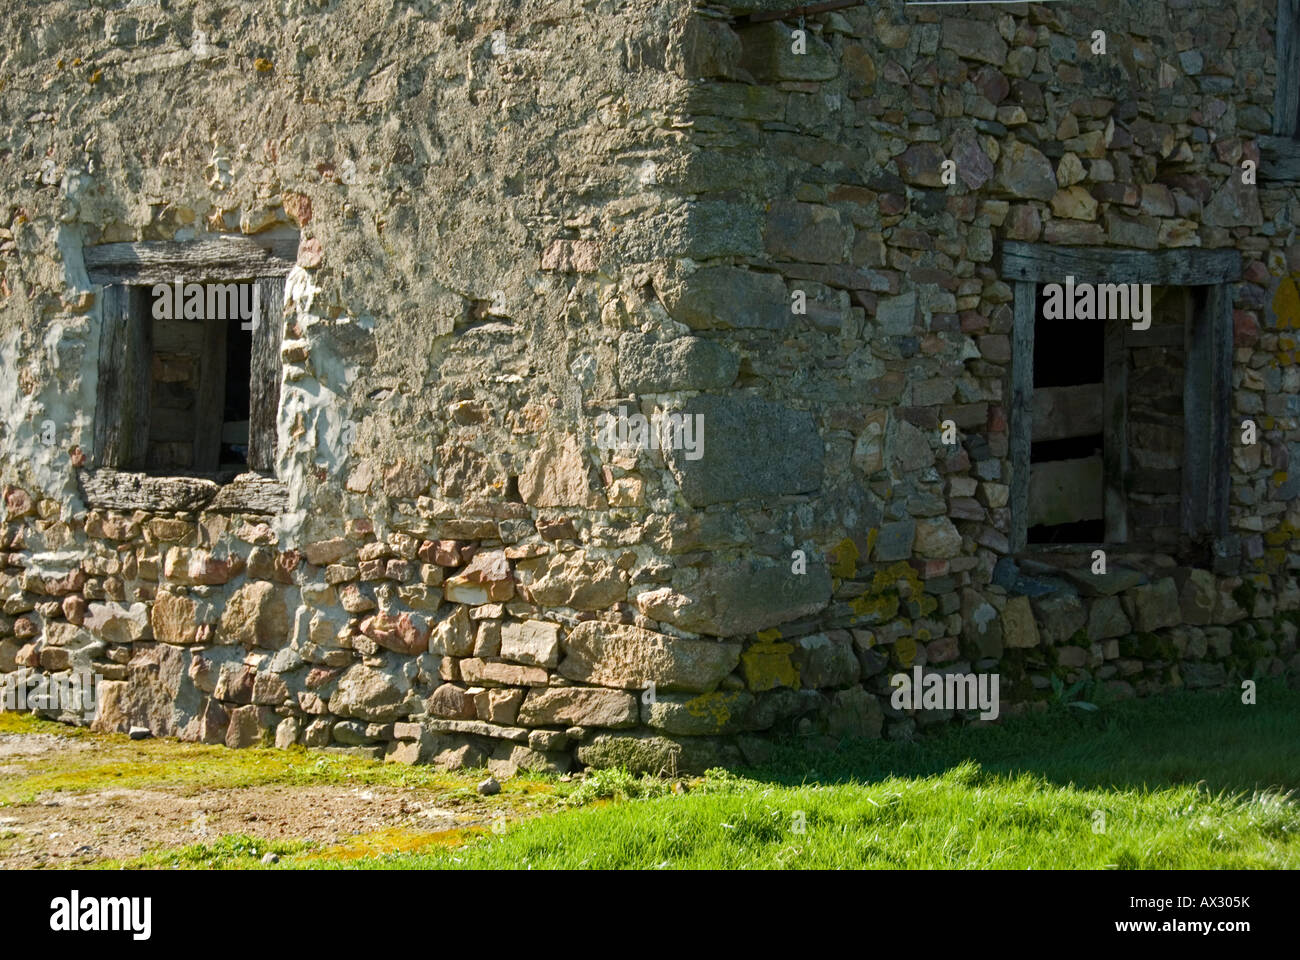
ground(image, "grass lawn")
xmin=310 ymin=679 xmax=1300 ymax=870
xmin=4 ymin=680 xmax=1297 ymax=869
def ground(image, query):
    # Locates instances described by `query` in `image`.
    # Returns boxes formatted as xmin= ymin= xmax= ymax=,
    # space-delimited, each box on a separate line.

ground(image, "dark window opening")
xmin=96 ymin=277 xmax=283 ymax=482
xmin=1032 ymin=286 xmax=1104 ymax=387
xmin=1027 ymin=285 xmax=1105 ymax=545
xmin=1024 ymin=283 xmax=1193 ymax=549
xmin=222 ymin=316 xmax=252 ymax=470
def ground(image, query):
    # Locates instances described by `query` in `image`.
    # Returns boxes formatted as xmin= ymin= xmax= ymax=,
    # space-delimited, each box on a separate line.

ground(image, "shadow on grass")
xmin=736 ymin=678 xmax=1300 ymax=796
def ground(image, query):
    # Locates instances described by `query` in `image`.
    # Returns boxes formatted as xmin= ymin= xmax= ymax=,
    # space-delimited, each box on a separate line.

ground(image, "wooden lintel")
xmin=85 ymin=237 xmax=297 ymax=285
xmin=1001 ymin=242 xmax=1241 ymax=286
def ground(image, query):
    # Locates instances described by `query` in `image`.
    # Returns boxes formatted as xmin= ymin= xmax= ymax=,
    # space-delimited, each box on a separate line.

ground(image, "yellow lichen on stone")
xmin=1274 ymin=275 xmax=1300 ymax=328
xmin=741 ymin=640 xmax=800 ymax=692
xmin=684 ymin=691 xmax=746 ymax=730
xmin=830 ymin=536 xmax=859 ymax=579
xmin=849 ymin=589 xmax=899 ymax=621
xmin=254 ymin=58 xmax=274 ymax=72
xmin=755 ymin=627 xmax=782 ymax=643
xmin=895 ymin=635 xmax=917 ymax=667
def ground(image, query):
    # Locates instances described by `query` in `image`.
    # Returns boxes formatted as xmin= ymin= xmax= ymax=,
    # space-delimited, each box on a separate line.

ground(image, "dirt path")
xmin=0 ymin=732 xmax=499 ymax=868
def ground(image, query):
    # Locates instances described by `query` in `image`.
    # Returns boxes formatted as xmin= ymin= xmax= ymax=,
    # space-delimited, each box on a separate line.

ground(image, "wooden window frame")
xmin=82 ymin=237 xmax=294 ymax=514
xmin=1002 ymin=242 xmax=1241 ymax=557
xmin=1262 ymin=0 xmax=1300 ymax=181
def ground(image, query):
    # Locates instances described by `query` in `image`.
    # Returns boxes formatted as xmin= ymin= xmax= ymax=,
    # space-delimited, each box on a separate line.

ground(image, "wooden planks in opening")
xmin=1028 ymin=456 xmax=1104 ymax=527
xmin=1030 ymin=383 xmax=1103 ymax=442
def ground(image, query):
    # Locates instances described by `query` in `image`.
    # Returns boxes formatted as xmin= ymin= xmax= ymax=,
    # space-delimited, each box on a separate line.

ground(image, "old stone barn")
xmin=0 ymin=0 xmax=1297 ymax=775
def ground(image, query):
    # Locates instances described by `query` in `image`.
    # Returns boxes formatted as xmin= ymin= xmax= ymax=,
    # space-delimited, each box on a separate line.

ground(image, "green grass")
xmin=0 ymin=711 xmax=556 ymax=808
xmin=102 ymin=679 xmax=1300 ymax=870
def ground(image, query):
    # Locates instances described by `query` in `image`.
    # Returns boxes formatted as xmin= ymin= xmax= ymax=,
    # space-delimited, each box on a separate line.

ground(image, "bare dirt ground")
xmin=0 ymin=732 xmax=499 ymax=868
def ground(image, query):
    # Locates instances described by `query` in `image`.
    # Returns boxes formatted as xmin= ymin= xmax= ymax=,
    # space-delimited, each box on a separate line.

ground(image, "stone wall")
xmin=0 ymin=0 xmax=1297 ymax=776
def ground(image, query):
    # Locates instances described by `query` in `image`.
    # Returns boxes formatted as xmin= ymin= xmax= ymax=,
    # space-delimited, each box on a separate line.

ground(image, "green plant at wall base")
xmin=1232 ymin=580 xmax=1259 ymax=617
xmin=1050 ymin=674 xmax=1098 ymax=712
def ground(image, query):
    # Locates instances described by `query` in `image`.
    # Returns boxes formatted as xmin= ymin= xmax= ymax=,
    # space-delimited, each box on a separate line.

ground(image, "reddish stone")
xmin=972 ymin=65 xmax=1009 ymax=103
xmin=62 ymin=594 xmax=86 ymax=625
xmin=1243 ymin=260 xmax=1270 ymax=284
xmin=305 ymin=666 xmax=341 ymax=689
xmin=916 ymin=559 xmax=950 ymax=578
xmin=275 ymin=550 xmax=301 ymax=583
xmin=3 ymin=486 xmax=33 ymax=518
xmin=361 ymin=611 xmax=429 ymax=655
xmin=43 ymin=568 xmax=86 ymax=596
xmin=1234 ymin=310 xmax=1260 ymax=347
xmin=960 ymin=310 xmax=989 ymax=334
xmin=427 ymin=683 xmax=478 ymax=720
xmin=282 ymin=192 xmax=313 ymax=226
xmin=198 ymin=698 xmax=230 ymax=744
xmin=432 ymin=540 xmax=462 ymax=566
xmin=879 ymin=194 xmax=907 ymax=216
xmin=297 ymin=236 xmax=323 ymax=268
xmin=926 ymin=636 xmax=961 ymax=663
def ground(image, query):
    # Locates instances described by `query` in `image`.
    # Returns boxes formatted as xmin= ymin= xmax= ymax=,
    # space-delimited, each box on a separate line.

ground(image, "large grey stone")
xmin=665 ymin=394 xmax=823 ymax=506
xmin=91 ymin=642 xmax=202 ymax=739
xmin=635 ymin=558 xmax=832 ymax=637
xmin=764 ymin=201 xmax=849 ymax=263
xmin=499 ymin=620 xmax=561 ymax=669
xmin=873 ymin=521 xmax=916 ymax=562
xmin=1123 ymin=579 xmax=1181 ymax=632
xmin=790 ymin=632 xmax=859 ymax=688
xmin=663 ymin=266 xmax=789 ymax=331
xmin=941 ymin=18 xmax=1009 ymax=65
xmin=328 ymin=662 xmax=412 ymax=723
xmin=517 ymin=687 xmax=637 ymax=728
xmin=577 ymin=731 xmax=742 ymax=775
xmin=995 ymin=141 xmax=1057 ymax=201
xmin=875 ymin=291 xmax=918 ymax=335
xmin=738 ymin=20 xmax=838 ymax=82
xmin=1030 ymin=593 xmax=1086 ymax=644
xmin=641 ymin=691 xmax=754 ymax=735
xmin=961 ymin=588 xmax=1003 ymax=657
xmin=558 ymin=620 xmax=741 ymax=692
xmin=826 ymin=687 xmax=884 ymax=739
xmin=1086 ymin=595 xmax=1132 ymax=640
xmin=618 ymin=333 xmax=739 ymax=394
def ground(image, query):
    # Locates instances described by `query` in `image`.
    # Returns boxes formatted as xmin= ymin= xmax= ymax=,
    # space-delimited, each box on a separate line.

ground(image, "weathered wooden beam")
xmin=1030 ymin=383 xmax=1103 ymax=442
xmin=78 ymin=469 xmax=286 ymax=514
xmin=1001 ymin=242 xmax=1241 ymax=286
xmin=84 ymin=237 xmax=296 ymax=284
xmin=1258 ymin=135 xmax=1300 ymax=183
xmin=1275 ymin=0 xmax=1300 ymax=138
xmin=1103 ymin=315 xmax=1129 ymax=543
xmin=1207 ymin=284 xmax=1232 ymax=537
xmin=206 ymin=476 xmax=289 ymax=514
xmin=1180 ymin=286 xmax=1232 ymax=539
xmin=79 ymin=469 xmax=218 ymax=512
xmin=93 ymin=285 xmax=150 ymax=470
xmin=248 ymin=277 xmax=286 ymax=475
xmin=1009 ymin=281 xmax=1036 ymax=553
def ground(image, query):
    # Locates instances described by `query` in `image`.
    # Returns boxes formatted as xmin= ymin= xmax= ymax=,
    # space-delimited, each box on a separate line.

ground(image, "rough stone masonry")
xmin=0 ymin=0 xmax=1297 ymax=776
